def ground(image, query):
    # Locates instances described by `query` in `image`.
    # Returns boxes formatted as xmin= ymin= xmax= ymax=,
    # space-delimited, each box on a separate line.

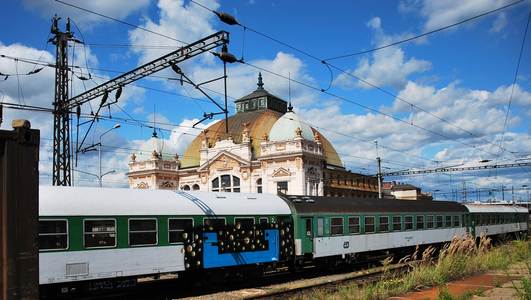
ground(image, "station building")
xmin=127 ymin=74 xmax=378 ymax=197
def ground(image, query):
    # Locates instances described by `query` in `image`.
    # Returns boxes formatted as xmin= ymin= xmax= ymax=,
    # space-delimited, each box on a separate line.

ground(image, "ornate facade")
xmin=127 ymin=74 xmax=378 ymax=197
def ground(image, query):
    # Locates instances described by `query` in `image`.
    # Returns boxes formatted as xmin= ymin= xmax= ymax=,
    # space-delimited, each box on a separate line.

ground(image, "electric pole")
xmin=51 ymin=15 xmax=76 ymax=186
xmin=375 ymin=141 xmax=382 ymax=199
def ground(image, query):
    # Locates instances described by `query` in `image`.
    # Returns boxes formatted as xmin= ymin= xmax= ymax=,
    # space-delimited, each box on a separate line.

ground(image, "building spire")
xmin=257 ymin=72 xmax=264 ymax=90
xmin=152 ymin=104 xmax=158 ymax=138
xmin=287 ymin=72 xmax=293 ymax=111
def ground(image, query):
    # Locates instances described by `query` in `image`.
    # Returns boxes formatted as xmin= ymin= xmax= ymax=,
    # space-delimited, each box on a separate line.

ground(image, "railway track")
xmin=191 ymin=262 xmax=412 ymax=300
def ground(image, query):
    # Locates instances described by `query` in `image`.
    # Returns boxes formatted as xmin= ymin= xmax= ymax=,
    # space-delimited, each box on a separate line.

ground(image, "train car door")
xmin=301 ymin=217 xmax=314 ymax=254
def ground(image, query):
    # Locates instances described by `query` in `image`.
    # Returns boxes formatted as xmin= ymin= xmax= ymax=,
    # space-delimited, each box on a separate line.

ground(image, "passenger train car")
xmin=39 ymin=186 xmax=528 ymax=297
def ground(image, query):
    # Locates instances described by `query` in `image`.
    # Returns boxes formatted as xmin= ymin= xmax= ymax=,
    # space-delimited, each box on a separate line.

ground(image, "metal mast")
xmin=51 ymin=15 xmax=74 ymax=186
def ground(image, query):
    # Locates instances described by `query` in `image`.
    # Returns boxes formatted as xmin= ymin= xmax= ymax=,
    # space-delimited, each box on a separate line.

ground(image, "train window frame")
xmin=445 ymin=215 xmax=452 ymax=227
xmin=234 ymin=217 xmax=255 ymax=228
xmin=426 ymin=215 xmax=434 ymax=229
xmin=348 ymin=216 xmax=360 ymax=234
xmin=364 ymin=216 xmax=375 ymax=233
xmin=168 ymin=218 xmax=194 ymax=244
xmin=416 ymin=215 xmax=425 ymax=230
xmin=392 ymin=216 xmax=401 ymax=231
xmin=38 ymin=219 xmax=69 ymax=251
xmin=203 ymin=217 xmax=226 ymax=230
xmin=452 ymin=215 xmax=460 ymax=227
xmin=128 ymin=218 xmax=158 ymax=247
xmin=436 ymin=215 xmax=443 ymax=228
xmin=404 ymin=215 xmax=413 ymax=231
xmin=83 ymin=218 xmax=117 ymax=249
xmin=330 ymin=217 xmax=344 ymax=235
xmin=379 ymin=216 xmax=389 ymax=232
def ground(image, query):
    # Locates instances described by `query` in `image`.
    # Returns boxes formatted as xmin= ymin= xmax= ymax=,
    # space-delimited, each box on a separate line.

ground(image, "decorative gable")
xmin=272 ymin=167 xmax=291 ymax=177
xmin=197 ymin=151 xmax=250 ymax=172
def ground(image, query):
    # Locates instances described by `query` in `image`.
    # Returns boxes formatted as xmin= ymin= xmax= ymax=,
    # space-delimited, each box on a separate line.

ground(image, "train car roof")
xmin=39 ymin=186 xmax=291 ymax=216
xmin=280 ymin=195 xmax=467 ymax=214
xmin=463 ymin=204 xmax=528 ymax=213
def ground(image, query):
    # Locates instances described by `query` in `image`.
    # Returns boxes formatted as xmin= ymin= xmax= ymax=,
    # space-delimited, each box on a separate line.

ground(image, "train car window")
xmin=436 ymin=216 xmax=443 ymax=228
xmin=234 ymin=218 xmax=254 ymax=228
xmin=259 ymin=217 xmax=268 ymax=225
xmin=305 ymin=218 xmax=313 ymax=237
xmin=317 ymin=218 xmax=324 ymax=236
xmin=129 ymin=219 xmax=157 ymax=246
xmin=84 ymin=219 xmax=116 ymax=248
xmin=39 ymin=220 xmax=68 ymax=250
xmin=379 ymin=216 xmax=389 ymax=232
xmin=348 ymin=217 xmax=360 ymax=234
xmin=445 ymin=216 xmax=452 ymax=227
xmin=405 ymin=216 xmax=413 ymax=230
xmin=416 ymin=216 xmax=424 ymax=230
xmin=392 ymin=216 xmax=401 ymax=231
xmin=365 ymin=216 xmax=375 ymax=233
xmin=452 ymin=216 xmax=460 ymax=227
xmin=204 ymin=218 xmax=226 ymax=230
xmin=169 ymin=218 xmax=193 ymax=244
xmin=426 ymin=215 xmax=434 ymax=229
xmin=331 ymin=217 xmax=344 ymax=235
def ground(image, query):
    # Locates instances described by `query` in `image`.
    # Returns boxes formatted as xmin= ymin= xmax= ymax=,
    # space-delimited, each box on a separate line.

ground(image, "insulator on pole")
xmin=214 ymin=11 xmax=239 ymax=25
xmin=76 ymin=105 xmax=81 ymax=118
xmin=170 ymin=63 xmax=182 ymax=75
xmin=100 ymin=91 xmax=108 ymax=106
xmin=115 ymin=86 xmax=122 ymax=100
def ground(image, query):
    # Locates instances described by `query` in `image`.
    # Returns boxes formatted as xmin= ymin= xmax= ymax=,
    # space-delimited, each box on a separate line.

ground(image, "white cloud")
xmin=490 ymin=12 xmax=508 ymax=32
xmin=333 ymin=17 xmax=431 ymax=90
xmin=22 ymin=0 xmax=150 ymax=28
xmin=408 ymin=0 xmax=514 ymax=31
xmin=128 ymin=0 xmax=219 ymax=65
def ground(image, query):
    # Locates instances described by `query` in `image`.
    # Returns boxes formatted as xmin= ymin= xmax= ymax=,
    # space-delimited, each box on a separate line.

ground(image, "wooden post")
xmin=0 ymin=120 xmax=40 ymax=299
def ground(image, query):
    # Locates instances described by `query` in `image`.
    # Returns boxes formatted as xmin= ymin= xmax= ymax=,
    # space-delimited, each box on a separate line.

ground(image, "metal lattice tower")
xmin=51 ymin=16 xmax=74 ymax=186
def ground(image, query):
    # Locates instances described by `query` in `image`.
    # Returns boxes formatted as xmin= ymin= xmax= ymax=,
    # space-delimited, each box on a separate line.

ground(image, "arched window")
xmin=256 ymin=178 xmax=262 ymax=193
xmin=192 ymin=184 xmax=200 ymax=191
xmin=182 ymin=185 xmax=190 ymax=191
xmin=212 ymin=175 xmax=240 ymax=192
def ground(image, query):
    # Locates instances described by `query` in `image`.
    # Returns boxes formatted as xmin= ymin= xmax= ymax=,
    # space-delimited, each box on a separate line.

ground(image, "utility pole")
xmin=51 ymin=15 xmax=76 ymax=186
xmin=462 ymin=181 xmax=467 ymax=203
xmin=375 ymin=141 xmax=382 ymax=199
xmin=502 ymin=185 xmax=505 ymax=202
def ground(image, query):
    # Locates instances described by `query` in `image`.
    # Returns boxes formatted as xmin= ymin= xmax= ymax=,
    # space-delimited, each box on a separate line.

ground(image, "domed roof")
xmin=269 ymin=110 xmax=314 ymax=142
xmin=180 ymin=73 xmax=343 ymax=168
xmin=180 ymin=109 xmax=343 ymax=168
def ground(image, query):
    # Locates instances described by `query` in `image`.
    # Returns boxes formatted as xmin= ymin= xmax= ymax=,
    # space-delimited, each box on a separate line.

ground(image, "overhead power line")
xmin=23 ymin=2 xmax=528 ymax=169
xmin=383 ymin=162 xmax=531 ymax=176
xmin=55 ymin=0 xmax=188 ymax=45
xmin=499 ymin=11 xmax=531 ymax=154
xmin=323 ymin=0 xmax=525 ymax=61
xmin=188 ymin=0 xmax=520 ymax=157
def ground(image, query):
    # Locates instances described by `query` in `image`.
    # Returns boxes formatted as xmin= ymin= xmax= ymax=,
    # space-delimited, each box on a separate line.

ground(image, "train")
xmin=39 ymin=186 xmax=529 ymax=297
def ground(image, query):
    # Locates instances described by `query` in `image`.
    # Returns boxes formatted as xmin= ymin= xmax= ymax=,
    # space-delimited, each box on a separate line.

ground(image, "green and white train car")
xmin=464 ymin=204 xmax=528 ymax=239
xmin=281 ymin=195 xmax=527 ymax=264
xmin=38 ymin=187 xmax=528 ymax=297
xmin=39 ymin=186 xmax=293 ymax=294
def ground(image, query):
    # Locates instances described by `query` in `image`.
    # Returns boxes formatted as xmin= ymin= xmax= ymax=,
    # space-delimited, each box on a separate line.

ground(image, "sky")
xmin=0 ymin=0 xmax=530 ymax=202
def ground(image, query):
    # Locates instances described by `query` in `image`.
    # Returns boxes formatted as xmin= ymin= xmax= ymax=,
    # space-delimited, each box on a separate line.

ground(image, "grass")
xmin=290 ymin=235 xmax=531 ymax=300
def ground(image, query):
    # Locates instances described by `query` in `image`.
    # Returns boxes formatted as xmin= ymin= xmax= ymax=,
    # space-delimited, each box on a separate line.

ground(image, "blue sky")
xmin=0 ymin=0 xmax=530 ymax=201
